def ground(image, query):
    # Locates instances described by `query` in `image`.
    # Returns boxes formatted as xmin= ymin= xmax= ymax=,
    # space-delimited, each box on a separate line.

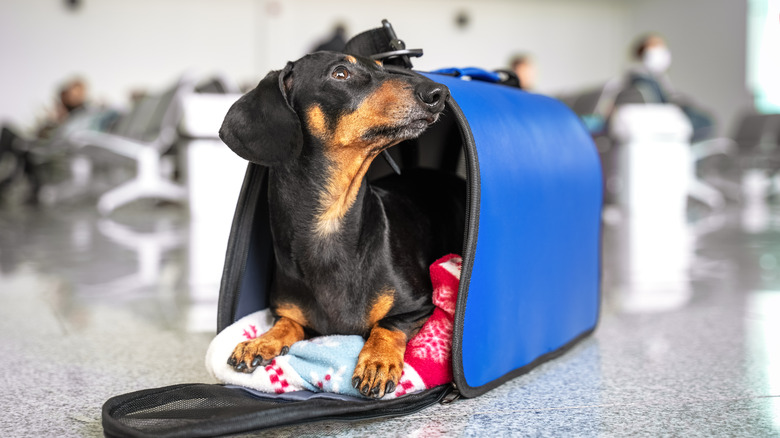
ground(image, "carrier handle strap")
xmin=431 ymin=67 xmax=503 ymax=84
xmin=344 ymin=19 xmax=423 ymax=69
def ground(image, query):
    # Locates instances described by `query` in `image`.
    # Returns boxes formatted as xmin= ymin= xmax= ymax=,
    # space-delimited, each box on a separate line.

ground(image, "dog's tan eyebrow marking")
xmin=374 ymin=60 xmax=383 ymax=67
xmin=345 ymin=55 xmax=357 ymax=64
xmin=314 ymin=79 xmax=411 ymax=237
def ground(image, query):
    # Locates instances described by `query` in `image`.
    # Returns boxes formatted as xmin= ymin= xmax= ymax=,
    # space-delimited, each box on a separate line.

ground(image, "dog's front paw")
xmin=351 ymin=327 xmax=406 ymax=398
xmin=228 ymin=337 xmax=290 ymax=373
xmin=228 ymin=316 xmax=305 ymax=373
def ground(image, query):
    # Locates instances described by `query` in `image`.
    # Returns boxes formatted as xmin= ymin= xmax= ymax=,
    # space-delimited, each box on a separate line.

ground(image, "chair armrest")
xmin=690 ymin=137 xmax=737 ymax=161
xmin=68 ymin=130 xmax=152 ymax=159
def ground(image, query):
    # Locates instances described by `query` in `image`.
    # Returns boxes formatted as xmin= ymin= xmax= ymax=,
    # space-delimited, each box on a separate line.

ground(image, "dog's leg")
xmin=228 ymin=316 xmax=305 ymax=372
xmin=351 ymin=325 xmax=407 ymax=398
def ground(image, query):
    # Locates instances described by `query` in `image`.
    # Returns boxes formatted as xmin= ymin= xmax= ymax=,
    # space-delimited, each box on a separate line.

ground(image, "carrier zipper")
xmin=439 ymin=92 xmax=480 ymax=394
xmin=439 ymin=383 xmax=461 ymax=404
xmin=361 ymin=384 xmax=454 ymax=417
xmin=317 ymin=384 xmax=455 ymax=425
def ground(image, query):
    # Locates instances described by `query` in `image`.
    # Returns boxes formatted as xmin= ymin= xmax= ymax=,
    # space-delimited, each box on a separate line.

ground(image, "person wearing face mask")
xmin=615 ymin=33 xmax=715 ymax=142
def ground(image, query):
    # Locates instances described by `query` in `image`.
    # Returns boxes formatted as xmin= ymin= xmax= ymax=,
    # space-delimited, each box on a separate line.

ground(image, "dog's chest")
xmin=307 ymin=281 xmax=378 ymax=336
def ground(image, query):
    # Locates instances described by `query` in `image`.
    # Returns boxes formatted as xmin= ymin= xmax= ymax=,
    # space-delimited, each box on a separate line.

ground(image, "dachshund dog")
xmin=219 ymin=51 xmax=465 ymax=398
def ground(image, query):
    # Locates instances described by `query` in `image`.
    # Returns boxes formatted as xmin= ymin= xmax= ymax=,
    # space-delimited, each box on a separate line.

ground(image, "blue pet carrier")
xmin=101 ymin=21 xmax=602 ymax=437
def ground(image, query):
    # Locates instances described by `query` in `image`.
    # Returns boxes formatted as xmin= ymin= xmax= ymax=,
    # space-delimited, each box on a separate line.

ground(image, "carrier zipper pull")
xmin=440 ymin=383 xmax=461 ymax=404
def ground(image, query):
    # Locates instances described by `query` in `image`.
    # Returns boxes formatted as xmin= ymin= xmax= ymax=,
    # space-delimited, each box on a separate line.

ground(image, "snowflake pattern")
xmin=441 ymin=257 xmax=462 ymax=278
xmin=265 ymin=359 xmax=292 ymax=394
xmin=407 ymin=317 xmax=453 ymax=364
xmin=433 ymin=284 xmax=457 ymax=316
xmin=242 ymin=324 xmax=259 ymax=340
xmin=307 ymin=337 xmax=342 ymax=348
xmin=310 ymin=366 xmax=348 ymax=393
xmin=392 ymin=373 xmax=417 ymax=397
xmin=432 ymin=256 xmax=461 ymax=316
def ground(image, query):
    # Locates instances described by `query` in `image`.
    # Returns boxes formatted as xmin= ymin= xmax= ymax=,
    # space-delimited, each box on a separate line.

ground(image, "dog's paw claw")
xmin=352 ymin=361 xmax=402 ymax=398
xmin=228 ymin=338 xmax=288 ymax=373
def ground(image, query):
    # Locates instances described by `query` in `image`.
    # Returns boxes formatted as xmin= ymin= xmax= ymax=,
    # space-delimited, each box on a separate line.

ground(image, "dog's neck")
xmin=311 ymin=151 xmax=378 ymax=237
xmin=267 ymin=143 xmax=386 ymax=269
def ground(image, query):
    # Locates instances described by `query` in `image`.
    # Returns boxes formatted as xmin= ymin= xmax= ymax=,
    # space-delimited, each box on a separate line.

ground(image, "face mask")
xmin=642 ymin=46 xmax=672 ymax=73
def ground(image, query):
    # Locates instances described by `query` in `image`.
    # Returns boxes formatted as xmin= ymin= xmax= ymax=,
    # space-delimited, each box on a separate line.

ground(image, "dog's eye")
xmin=332 ymin=66 xmax=351 ymax=80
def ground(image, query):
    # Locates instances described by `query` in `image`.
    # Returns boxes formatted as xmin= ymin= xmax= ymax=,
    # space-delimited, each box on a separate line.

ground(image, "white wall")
xmin=258 ymin=0 xmax=631 ymax=95
xmin=1 ymin=0 xmax=630 ymax=132
xmin=0 ymin=0 xmax=749 ymax=136
xmin=0 ymin=0 xmax=259 ymax=132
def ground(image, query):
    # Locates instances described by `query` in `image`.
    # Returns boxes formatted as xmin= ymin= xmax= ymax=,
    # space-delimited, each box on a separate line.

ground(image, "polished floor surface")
xmin=1 ymin=199 xmax=779 ymax=437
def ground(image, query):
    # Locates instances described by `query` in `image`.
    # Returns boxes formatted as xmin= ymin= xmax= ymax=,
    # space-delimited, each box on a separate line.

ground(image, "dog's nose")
xmin=416 ymin=83 xmax=449 ymax=112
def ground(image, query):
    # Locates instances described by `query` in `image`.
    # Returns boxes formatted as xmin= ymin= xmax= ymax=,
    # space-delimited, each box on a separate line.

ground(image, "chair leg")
xmin=151 ymin=178 xmax=187 ymax=203
xmin=98 ymin=179 xmax=147 ymax=215
xmin=689 ymin=178 xmax=726 ymax=210
xmin=97 ymin=173 xmax=187 ymax=215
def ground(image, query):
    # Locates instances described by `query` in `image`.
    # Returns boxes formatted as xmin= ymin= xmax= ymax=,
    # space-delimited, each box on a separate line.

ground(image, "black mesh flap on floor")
xmin=102 ymin=383 xmax=451 ymax=437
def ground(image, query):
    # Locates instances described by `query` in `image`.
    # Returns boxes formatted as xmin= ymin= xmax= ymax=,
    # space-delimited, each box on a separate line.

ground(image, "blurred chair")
xmin=687 ymin=136 xmax=737 ymax=209
xmin=68 ymin=76 xmax=195 ymax=215
xmin=732 ymin=112 xmax=780 ymax=168
xmin=78 ymin=217 xmax=186 ymax=297
xmin=1 ymin=106 xmax=123 ymax=206
xmin=194 ymin=73 xmax=241 ymax=94
xmin=729 ymin=112 xmax=780 ymax=201
xmin=563 ymin=77 xmax=623 ymax=133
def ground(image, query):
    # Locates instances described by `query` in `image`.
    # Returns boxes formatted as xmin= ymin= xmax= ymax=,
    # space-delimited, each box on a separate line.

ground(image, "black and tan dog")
xmin=219 ymin=51 xmax=465 ymax=398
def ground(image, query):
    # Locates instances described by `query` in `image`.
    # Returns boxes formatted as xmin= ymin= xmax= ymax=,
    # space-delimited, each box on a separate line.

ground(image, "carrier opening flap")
xmin=102 ymin=383 xmax=452 ymax=438
xmin=423 ymin=73 xmax=603 ymax=397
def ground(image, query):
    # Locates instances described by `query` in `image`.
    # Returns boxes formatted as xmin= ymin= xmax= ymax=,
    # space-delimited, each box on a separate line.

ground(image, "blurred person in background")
xmin=0 ymin=77 xmax=114 ymax=205
xmin=509 ymin=54 xmax=536 ymax=91
xmin=36 ymin=78 xmax=89 ymax=139
xmin=615 ymin=33 xmax=715 ymax=142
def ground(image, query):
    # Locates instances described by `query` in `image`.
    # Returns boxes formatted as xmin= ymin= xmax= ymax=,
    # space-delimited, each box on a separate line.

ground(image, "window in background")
xmin=748 ymin=0 xmax=780 ymax=113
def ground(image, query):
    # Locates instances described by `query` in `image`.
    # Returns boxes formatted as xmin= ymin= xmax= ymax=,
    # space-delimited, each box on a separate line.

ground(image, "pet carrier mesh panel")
xmin=102 ymin=68 xmax=602 ymax=437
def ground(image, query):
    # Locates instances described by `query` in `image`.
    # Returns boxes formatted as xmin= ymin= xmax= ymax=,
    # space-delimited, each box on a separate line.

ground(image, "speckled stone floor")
xmin=1 ymin=199 xmax=779 ymax=437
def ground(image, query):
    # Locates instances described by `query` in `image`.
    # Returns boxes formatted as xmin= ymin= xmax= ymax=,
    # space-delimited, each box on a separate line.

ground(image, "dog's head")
xmin=219 ymin=51 xmax=449 ymax=167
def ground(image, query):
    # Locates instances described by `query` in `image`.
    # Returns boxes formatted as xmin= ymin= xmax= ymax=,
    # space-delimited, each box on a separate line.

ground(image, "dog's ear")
xmin=219 ymin=62 xmax=302 ymax=166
